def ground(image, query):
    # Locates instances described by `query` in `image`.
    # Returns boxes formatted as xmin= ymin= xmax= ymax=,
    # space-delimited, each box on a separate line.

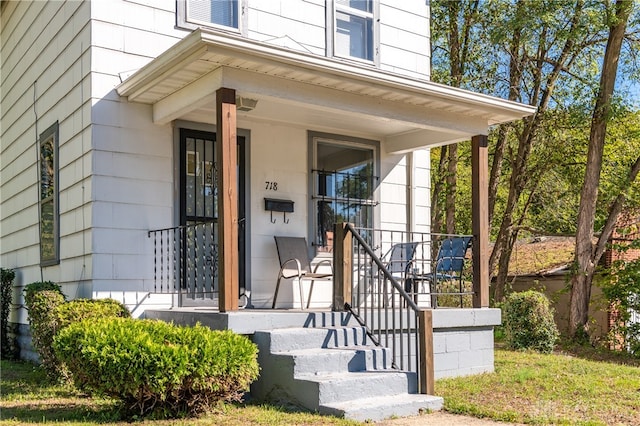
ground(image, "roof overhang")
xmin=116 ymin=29 xmax=536 ymax=153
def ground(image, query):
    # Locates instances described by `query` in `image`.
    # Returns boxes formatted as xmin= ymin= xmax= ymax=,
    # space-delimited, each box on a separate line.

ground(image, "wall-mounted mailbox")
xmin=264 ymin=198 xmax=294 ymax=223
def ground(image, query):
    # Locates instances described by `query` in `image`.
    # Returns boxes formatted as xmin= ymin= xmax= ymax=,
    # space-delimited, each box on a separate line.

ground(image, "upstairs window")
xmin=333 ymin=0 xmax=375 ymax=62
xmin=178 ymin=0 xmax=240 ymax=31
xmin=39 ymin=122 xmax=59 ymax=266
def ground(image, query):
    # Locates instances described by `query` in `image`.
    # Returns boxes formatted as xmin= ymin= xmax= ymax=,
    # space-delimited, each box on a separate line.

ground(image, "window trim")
xmin=176 ymin=0 xmax=246 ymax=35
xmin=39 ymin=122 xmax=60 ymax=266
xmin=326 ymin=0 xmax=379 ymax=65
xmin=308 ymin=131 xmax=380 ymax=254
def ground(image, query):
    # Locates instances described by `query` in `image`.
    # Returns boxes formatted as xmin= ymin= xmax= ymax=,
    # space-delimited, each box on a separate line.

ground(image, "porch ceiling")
xmin=116 ymin=29 xmax=536 ymax=153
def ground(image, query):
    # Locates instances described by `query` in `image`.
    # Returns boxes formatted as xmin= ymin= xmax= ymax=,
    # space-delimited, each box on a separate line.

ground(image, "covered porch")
xmin=117 ymin=28 xmax=535 ymax=313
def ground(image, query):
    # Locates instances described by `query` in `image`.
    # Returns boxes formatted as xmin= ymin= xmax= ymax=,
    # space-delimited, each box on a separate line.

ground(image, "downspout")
xmin=33 ymin=80 xmax=44 ymax=283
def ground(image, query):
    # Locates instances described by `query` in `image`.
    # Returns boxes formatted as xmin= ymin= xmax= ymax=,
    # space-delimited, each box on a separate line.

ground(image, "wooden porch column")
xmin=216 ymin=87 xmax=238 ymax=312
xmin=332 ymin=223 xmax=352 ymax=311
xmin=471 ymin=134 xmax=490 ymax=308
xmin=418 ymin=309 xmax=434 ymax=395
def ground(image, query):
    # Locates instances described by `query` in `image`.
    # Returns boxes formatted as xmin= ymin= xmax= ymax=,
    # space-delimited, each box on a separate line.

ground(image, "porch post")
xmin=216 ymin=87 xmax=238 ymax=312
xmin=471 ymin=135 xmax=490 ymax=308
xmin=332 ymin=223 xmax=352 ymax=311
xmin=418 ymin=309 xmax=434 ymax=395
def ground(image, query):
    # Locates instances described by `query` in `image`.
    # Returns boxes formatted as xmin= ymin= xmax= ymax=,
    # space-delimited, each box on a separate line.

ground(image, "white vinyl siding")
xmin=0 ymin=0 xmax=91 ymax=309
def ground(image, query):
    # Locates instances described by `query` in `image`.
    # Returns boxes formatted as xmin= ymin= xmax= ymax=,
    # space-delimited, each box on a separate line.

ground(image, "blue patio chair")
xmin=378 ymin=241 xmax=422 ymax=306
xmin=430 ymin=236 xmax=472 ymax=307
xmin=272 ymin=236 xmax=333 ymax=309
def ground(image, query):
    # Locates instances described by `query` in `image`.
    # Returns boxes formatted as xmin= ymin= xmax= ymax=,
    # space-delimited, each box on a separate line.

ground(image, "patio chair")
xmin=429 ymin=236 xmax=472 ymax=307
xmin=378 ymin=241 xmax=422 ymax=306
xmin=273 ymin=236 xmax=333 ymax=309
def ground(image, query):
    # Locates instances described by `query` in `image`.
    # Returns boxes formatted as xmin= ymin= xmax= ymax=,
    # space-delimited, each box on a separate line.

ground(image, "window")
xmin=178 ymin=0 xmax=240 ymax=31
xmin=332 ymin=0 xmax=375 ymax=62
xmin=310 ymin=132 xmax=378 ymax=253
xmin=39 ymin=122 xmax=59 ymax=265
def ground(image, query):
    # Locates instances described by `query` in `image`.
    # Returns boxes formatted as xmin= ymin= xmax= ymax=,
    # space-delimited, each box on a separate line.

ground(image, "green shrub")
xmin=23 ymin=282 xmax=65 ymax=378
xmin=54 ymin=318 xmax=260 ymax=418
xmin=56 ymin=298 xmax=130 ymax=330
xmin=503 ymin=290 xmax=559 ymax=353
xmin=1 ymin=268 xmax=16 ymax=360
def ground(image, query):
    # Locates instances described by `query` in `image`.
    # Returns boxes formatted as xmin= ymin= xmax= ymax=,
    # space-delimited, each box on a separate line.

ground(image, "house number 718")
xmin=265 ymin=181 xmax=278 ymax=191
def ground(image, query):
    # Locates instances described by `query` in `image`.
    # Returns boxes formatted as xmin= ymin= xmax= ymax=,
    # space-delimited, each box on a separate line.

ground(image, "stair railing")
xmin=333 ymin=223 xmax=435 ymax=395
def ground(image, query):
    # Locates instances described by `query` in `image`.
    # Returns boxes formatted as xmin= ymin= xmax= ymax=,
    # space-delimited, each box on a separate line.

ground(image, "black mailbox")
xmin=264 ymin=198 xmax=294 ymax=213
xmin=264 ymin=198 xmax=294 ymax=223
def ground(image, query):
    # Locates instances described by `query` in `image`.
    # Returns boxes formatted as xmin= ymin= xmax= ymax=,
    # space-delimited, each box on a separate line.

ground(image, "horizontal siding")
xmin=379 ymin=1 xmax=430 ymax=78
xmin=247 ymin=1 xmax=325 ymax=54
xmin=87 ymin=0 xmax=177 ymax=288
xmin=1 ymin=0 xmax=92 ymax=291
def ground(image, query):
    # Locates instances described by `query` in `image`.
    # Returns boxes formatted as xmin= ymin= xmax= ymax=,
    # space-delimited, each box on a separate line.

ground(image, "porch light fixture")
xmin=236 ymin=96 xmax=258 ymax=112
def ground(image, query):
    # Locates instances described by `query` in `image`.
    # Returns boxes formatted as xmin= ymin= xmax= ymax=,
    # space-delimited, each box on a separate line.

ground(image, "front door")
xmin=179 ymin=128 xmax=246 ymax=304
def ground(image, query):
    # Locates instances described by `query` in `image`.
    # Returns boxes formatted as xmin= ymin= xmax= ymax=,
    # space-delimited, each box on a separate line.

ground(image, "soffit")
xmin=116 ymin=29 xmax=536 ymax=151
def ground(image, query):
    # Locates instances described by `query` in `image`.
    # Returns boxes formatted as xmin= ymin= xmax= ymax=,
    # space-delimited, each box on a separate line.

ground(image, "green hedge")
xmin=24 ymin=281 xmax=131 ymax=380
xmin=54 ymin=318 xmax=260 ymax=418
xmin=1 ymin=268 xmax=16 ymax=360
xmin=56 ymin=298 xmax=130 ymax=330
xmin=23 ymin=282 xmax=66 ymax=378
xmin=503 ymin=290 xmax=559 ymax=353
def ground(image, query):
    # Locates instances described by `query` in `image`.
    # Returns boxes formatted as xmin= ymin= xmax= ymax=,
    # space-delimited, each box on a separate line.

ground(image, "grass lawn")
xmin=437 ymin=346 xmax=640 ymax=425
xmin=2 ymin=345 xmax=639 ymax=425
xmin=0 ymin=360 xmax=357 ymax=425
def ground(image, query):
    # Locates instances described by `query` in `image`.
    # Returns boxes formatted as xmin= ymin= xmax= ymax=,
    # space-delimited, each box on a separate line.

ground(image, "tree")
xmin=430 ymin=1 xmax=483 ymax=235
xmin=569 ymin=0 xmax=636 ymax=337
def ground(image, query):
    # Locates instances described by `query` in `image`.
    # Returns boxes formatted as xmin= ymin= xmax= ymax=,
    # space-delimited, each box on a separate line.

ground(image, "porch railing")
xmin=334 ymin=223 xmax=475 ymax=394
xmin=148 ymin=221 xmax=218 ymax=304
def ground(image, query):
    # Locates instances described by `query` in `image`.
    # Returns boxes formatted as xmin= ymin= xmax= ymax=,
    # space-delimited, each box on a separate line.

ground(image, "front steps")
xmin=252 ymin=322 xmax=443 ymax=422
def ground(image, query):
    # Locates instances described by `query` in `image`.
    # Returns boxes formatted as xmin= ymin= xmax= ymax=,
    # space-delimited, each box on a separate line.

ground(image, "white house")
xmin=1 ymin=0 xmax=535 ymax=419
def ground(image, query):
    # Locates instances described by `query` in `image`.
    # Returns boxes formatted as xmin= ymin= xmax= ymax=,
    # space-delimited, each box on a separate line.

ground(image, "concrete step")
xmin=319 ymin=393 xmax=444 ymax=422
xmin=270 ymin=346 xmax=392 ymax=375
xmin=294 ymin=370 xmax=417 ymax=407
xmin=254 ymin=326 xmax=369 ymax=352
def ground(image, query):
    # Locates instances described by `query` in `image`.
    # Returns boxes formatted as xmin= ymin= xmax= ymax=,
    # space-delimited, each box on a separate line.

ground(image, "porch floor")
xmin=143 ymin=308 xmax=352 ymax=334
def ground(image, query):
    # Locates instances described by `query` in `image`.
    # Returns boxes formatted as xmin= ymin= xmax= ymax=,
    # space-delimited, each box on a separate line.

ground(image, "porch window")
xmin=310 ymin=133 xmax=378 ymax=254
xmin=39 ymin=122 xmax=59 ymax=266
xmin=332 ymin=0 xmax=375 ymax=62
xmin=178 ymin=0 xmax=240 ymax=31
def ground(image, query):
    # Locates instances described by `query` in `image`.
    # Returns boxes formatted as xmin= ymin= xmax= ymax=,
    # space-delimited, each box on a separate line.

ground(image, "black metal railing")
xmin=148 ymin=221 xmax=218 ymax=303
xmin=340 ymin=224 xmax=475 ymax=392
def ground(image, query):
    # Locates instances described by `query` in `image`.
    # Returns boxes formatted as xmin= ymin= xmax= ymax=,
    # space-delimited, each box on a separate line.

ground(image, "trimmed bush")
xmin=56 ymin=298 xmax=130 ymax=330
xmin=23 ymin=282 xmax=65 ymax=378
xmin=1 ymin=268 xmax=16 ymax=359
xmin=54 ymin=318 xmax=260 ymax=418
xmin=503 ymin=290 xmax=559 ymax=353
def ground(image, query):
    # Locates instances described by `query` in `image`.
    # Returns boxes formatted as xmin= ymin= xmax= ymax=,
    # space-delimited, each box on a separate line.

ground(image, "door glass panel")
xmin=185 ymin=137 xmax=216 ymax=221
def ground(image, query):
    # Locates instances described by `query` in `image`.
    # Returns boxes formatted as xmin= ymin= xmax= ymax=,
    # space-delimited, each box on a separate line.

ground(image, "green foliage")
xmin=23 ymin=282 xmax=65 ymax=379
xmin=54 ymin=318 xmax=260 ymax=419
xmin=503 ymin=290 xmax=559 ymax=353
xmin=23 ymin=280 xmax=130 ymax=380
xmin=55 ymin=298 xmax=130 ymax=330
xmin=600 ymin=240 xmax=640 ymax=357
xmin=1 ymin=268 xmax=16 ymax=360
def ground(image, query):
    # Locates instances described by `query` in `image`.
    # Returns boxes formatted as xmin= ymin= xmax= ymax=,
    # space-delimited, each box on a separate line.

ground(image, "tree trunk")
xmin=430 ymin=146 xmax=448 ymax=236
xmin=446 ymin=144 xmax=458 ymax=234
xmin=490 ymin=0 xmax=586 ymax=301
xmin=569 ymin=0 xmax=632 ymax=337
